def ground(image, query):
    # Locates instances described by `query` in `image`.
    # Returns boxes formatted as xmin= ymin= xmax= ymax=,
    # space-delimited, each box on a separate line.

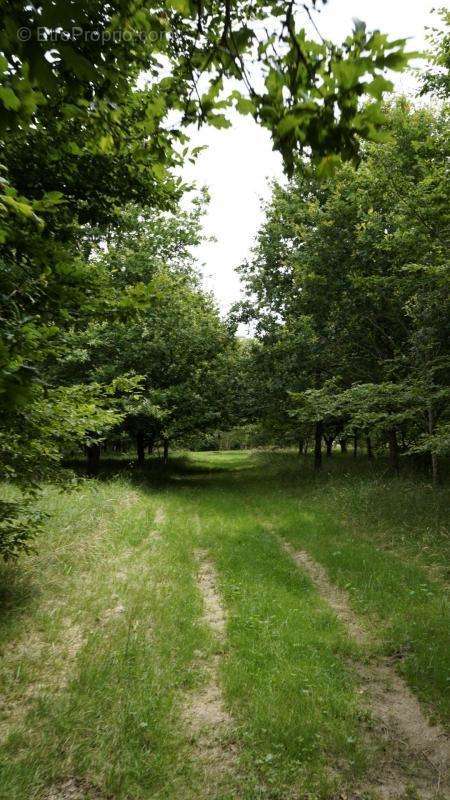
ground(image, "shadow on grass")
xmin=0 ymin=563 xmax=42 ymax=641
xmin=63 ymin=448 xmax=445 ymax=496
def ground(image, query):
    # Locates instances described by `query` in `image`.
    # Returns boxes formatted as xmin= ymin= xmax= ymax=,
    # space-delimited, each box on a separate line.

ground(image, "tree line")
xmin=237 ymin=99 xmax=449 ymax=479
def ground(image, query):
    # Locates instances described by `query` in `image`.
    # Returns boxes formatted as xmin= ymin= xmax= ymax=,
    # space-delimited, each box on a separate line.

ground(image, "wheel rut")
xmin=182 ymin=550 xmax=239 ymax=796
xmin=281 ymin=538 xmax=449 ymax=799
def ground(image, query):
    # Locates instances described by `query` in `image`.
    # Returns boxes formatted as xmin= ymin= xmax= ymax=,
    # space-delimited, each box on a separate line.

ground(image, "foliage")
xmin=1 ymin=1 xmax=414 ymax=174
xmin=0 ymin=497 xmax=44 ymax=561
xmin=52 ymin=202 xmax=232 ymax=457
xmin=237 ymin=100 xmax=450 ymax=474
xmin=420 ymin=7 xmax=450 ymax=99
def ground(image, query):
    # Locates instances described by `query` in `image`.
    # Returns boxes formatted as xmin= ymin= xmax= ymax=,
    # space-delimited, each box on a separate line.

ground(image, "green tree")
xmin=239 ymin=100 xmax=450 ymax=477
xmin=54 ymin=202 xmax=229 ymax=467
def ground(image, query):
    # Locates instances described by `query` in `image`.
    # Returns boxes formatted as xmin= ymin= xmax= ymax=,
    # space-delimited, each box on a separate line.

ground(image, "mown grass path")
xmin=0 ymin=452 xmax=448 ymax=799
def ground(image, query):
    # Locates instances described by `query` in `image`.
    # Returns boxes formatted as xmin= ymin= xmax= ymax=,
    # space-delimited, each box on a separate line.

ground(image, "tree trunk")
xmin=163 ymin=438 xmax=169 ymax=465
xmin=366 ymin=436 xmax=374 ymax=461
xmin=314 ymin=421 xmax=323 ymax=471
xmin=298 ymin=437 xmax=305 ymax=457
xmin=388 ymin=428 xmax=400 ymax=475
xmin=427 ymin=407 xmax=439 ymax=486
xmin=136 ymin=431 xmax=145 ymax=466
xmin=339 ymin=438 xmax=348 ymax=454
xmin=353 ymin=432 xmax=358 ymax=458
xmin=325 ymin=436 xmax=333 ymax=457
xmin=86 ymin=443 xmax=100 ymax=475
xmin=304 ymin=436 xmax=309 ymax=456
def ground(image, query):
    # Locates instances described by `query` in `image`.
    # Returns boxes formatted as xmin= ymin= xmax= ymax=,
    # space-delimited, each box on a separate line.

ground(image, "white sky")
xmin=181 ymin=0 xmax=436 ymax=315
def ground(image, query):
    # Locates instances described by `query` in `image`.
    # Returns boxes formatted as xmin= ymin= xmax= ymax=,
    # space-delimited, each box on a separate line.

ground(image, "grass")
xmin=241 ymin=452 xmax=450 ymax=723
xmin=0 ymin=450 xmax=448 ymax=799
xmin=0 ymin=480 xmax=206 ymax=799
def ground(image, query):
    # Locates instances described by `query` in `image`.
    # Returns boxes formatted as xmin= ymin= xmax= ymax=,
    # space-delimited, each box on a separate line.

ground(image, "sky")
xmin=181 ymin=0 xmax=436 ymax=315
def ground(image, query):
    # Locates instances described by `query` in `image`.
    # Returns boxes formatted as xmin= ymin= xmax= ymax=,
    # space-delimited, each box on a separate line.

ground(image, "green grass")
xmin=0 ymin=480 xmax=206 ymax=799
xmin=0 ymin=451 xmax=448 ymax=799
xmin=241 ymin=452 xmax=450 ymax=723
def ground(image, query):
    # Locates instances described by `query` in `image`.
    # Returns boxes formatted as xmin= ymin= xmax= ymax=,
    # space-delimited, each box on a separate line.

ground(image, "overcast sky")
xmin=182 ymin=1 xmax=435 ymax=314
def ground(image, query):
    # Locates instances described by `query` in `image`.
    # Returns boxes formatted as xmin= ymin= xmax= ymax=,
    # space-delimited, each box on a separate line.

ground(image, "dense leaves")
xmin=238 ymin=99 xmax=450 ymax=478
xmin=1 ymin=1 xmax=413 ymax=170
xmin=55 ymin=202 xmax=232 ymax=459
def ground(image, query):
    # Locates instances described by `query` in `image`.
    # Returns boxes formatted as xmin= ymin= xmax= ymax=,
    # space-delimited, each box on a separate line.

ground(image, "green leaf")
xmin=43 ymin=191 xmax=66 ymax=206
xmin=98 ymin=135 xmax=114 ymax=153
xmin=207 ymin=113 xmax=231 ymax=129
xmin=67 ymin=141 xmax=83 ymax=155
xmin=382 ymin=51 xmax=421 ymax=71
xmin=1 ymin=193 xmax=41 ymax=221
xmin=317 ymin=154 xmax=341 ymax=179
xmin=265 ymin=69 xmax=284 ymax=96
xmin=353 ymin=18 xmax=367 ymax=36
xmin=235 ymin=96 xmax=255 ymax=115
xmin=0 ymin=87 xmax=20 ymax=111
xmin=333 ymin=60 xmax=364 ymax=89
xmin=152 ymin=163 xmax=166 ymax=181
xmin=168 ymin=0 xmax=191 ymax=14
xmin=276 ymin=114 xmax=300 ymax=138
xmin=364 ymin=76 xmax=394 ymax=99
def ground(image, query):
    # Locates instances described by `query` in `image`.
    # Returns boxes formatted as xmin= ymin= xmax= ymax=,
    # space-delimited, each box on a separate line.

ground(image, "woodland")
xmin=0 ymin=4 xmax=449 ymax=799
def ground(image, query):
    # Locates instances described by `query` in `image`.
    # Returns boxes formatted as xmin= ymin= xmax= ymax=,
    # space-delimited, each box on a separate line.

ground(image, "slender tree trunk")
xmin=325 ymin=436 xmax=333 ymax=457
xmin=136 ymin=431 xmax=145 ymax=466
xmin=314 ymin=421 xmax=323 ymax=471
xmin=298 ymin=437 xmax=305 ymax=457
xmin=427 ymin=407 xmax=439 ymax=486
xmin=353 ymin=432 xmax=358 ymax=458
xmin=304 ymin=436 xmax=309 ymax=456
xmin=163 ymin=438 xmax=169 ymax=465
xmin=366 ymin=436 xmax=374 ymax=461
xmin=388 ymin=428 xmax=400 ymax=475
xmin=86 ymin=443 xmax=100 ymax=475
xmin=340 ymin=438 xmax=348 ymax=454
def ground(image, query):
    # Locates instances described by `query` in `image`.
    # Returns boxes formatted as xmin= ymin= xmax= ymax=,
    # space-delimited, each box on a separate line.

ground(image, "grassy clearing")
xmin=0 ymin=451 xmax=448 ymax=799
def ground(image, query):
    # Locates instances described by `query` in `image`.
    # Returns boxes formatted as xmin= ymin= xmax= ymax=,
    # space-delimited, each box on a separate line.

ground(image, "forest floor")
xmin=0 ymin=451 xmax=449 ymax=800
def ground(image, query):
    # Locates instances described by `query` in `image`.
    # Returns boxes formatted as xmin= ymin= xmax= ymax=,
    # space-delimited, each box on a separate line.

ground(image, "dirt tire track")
xmin=182 ymin=550 xmax=239 ymax=795
xmin=154 ymin=505 xmax=166 ymax=527
xmin=281 ymin=539 xmax=449 ymax=799
xmin=45 ymin=776 xmax=107 ymax=799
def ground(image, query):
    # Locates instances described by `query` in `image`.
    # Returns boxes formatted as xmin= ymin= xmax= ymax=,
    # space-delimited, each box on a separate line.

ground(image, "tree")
xmin=54 ymin=202 xmax=230 ymax=467
xmin=238 ymin=100 xmax=450 ymax=477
